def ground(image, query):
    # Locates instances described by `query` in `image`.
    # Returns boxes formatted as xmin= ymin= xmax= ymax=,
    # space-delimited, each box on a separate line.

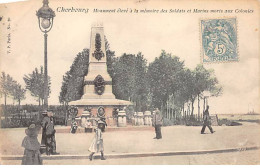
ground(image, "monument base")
xmin=68 ymin=98 xmax=132 ymax=126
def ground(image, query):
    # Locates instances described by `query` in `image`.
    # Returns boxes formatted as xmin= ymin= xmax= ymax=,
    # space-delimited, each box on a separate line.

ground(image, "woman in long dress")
xmin=21 ymin=124 xmax=42 ymax=165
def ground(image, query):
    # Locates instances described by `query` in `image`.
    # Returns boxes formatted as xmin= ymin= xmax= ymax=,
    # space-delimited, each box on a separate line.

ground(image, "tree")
xmin=59 ymin=49 xmax=89 ymax=104
xmin=9 ymin=80 xmax=18 ymax=105
xmin=134 ymin=52 xmax=149 ymax=111
xmin=105 ymin=36 xmax=116 ymax=77
xmin=192 ymin=64 xmax=222 ymax=117
xmin=0 ymin=72 xmax=26 ymax=119
xmin=13 ymin=84 xmax=26 ymax=107
xmin=0 ymin=72 xmax=9 ymax=107
xmin=0 ymin=72 xmax=16 ymax=107
xmin=23 ymin=66 xmax=51 ymax=106
xmin=174 ymin=68 xmax=196 ymax=115
xmin=147 ymin=50 xmax=185 ymax=112
xmin=112 ymin=52 xmax=148 ymax=111
xmin=185 ymin=70 xmax=197 ymax=117
xmin=113 ymin=53 xmax=136 ymax=101
xmin=59 ymin=72 xmax=71 ymax=105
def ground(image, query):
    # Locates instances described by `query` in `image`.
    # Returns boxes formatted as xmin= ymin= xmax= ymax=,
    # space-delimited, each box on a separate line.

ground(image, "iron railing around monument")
xmin=162 ymin=107 xmax=204 ymax=126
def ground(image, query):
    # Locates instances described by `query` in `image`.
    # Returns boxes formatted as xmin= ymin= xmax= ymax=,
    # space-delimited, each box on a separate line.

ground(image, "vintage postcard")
xmin=0 ymin=0 xmax=259 ymax=165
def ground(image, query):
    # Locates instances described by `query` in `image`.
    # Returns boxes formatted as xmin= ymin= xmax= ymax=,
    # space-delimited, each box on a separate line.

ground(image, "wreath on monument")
xmin=92 ymin=33 xmax=104 ymax=61
xmin=94 ymin=75 xmax=105 ymax=95
xmin=97 ymin=106 xmax=105 ymax=118
xmin=68 ymin=106 xmax=78 ymax=118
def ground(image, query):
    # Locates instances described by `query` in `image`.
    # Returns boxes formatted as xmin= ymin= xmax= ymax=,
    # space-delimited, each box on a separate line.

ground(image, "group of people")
xmin=21 ymin=110 xmax=107 ymax=164
xmin=21 ymin=111 xmax=59 ymax=165
xmin=70 ymin=118 xmax=94 ymax=134
xmin=21 ymin=106 xmax=214 ymax=165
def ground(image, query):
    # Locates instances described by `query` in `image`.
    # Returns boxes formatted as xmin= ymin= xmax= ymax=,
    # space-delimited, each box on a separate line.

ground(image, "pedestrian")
xmin=41 ymin=111 xmax=60 ymax=155
xmin=201 ymin=105 xmax=215 ymax=134
xmin=70 ymin=118 xmax=78 ymax=134
xmin=40 ymin=111 xmax=47 ymax=154
xmin=152 ymin=108 xmax=163 ymax=139
xmin=21 ymin=123 xmax=42 ymax=165
xmin=88 ymin=120 xmax=106 ymax=161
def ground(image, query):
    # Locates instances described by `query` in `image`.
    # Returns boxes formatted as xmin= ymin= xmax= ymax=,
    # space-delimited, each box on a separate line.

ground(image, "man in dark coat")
xmin=40 ymin=111 xmax=48 ymax=152
xmin=201 ymin=105 xmax=214 ymax=134
xmin=152 ymin=108 xmax=163 ymax=139
xmin=41 ymin=111 xmax=59 ymax=155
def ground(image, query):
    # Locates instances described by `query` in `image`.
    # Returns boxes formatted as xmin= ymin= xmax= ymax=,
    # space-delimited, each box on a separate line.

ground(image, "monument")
xmin=69 ymin=23 xmax=132 ymax=126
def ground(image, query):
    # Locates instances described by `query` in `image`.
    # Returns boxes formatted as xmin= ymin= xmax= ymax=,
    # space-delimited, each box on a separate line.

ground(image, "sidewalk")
xmin=2 ymin=149 xmax=260 ymax=165
xmin=0 ymin=122 xmax=259 ymax=164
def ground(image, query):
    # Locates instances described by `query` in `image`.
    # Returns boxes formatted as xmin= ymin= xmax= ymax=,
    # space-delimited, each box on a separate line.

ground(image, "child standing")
xmin=21 ymin=124 xmax=42 ymax=165
xmin=88 ymin=120 xmax=106 ymax=161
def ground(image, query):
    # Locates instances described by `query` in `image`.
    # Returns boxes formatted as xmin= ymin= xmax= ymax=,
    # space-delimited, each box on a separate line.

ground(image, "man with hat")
xmin=41 ymin=110 xmax=59 ymax=155
xmin=201 ymin=105 xmax=215 ymax=134
xmin=152 ymin=108 xmax=163 ymax=139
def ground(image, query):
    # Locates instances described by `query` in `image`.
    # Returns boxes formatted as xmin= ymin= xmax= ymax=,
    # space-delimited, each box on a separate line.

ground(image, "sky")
xmin=0 ymin=0 xmax=259 ymax=114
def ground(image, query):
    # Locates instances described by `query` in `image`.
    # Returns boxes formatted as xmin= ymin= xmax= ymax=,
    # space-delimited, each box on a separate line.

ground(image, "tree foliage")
xmin=1 ymin=72 xmax=26 ymax=120
xmin=13 ymin=84 xmax=26 ymax=106
xmin=191 ymin=64 xmax=223 ymax=116
xmin=59 ymin=49 xmax=89 ymax=104
xmin=1 ymin=72 xmax=26 ymax=106
xmin=23 ymin=66 xmax=50 ymax=106
xmin=147 ymin=50 xmax=185 ymax=109
xmin=105 ymin=36 xmax=115 ymax=77
xmin=174 ymin=69 xmax=195 ymax=109
xmin=0 ymin=72 xmax=11 ymax=106
xmin=147 ymin=51 xmax=222 ymax=117
xmin=112 ymin=52 xmax=148 ymax=111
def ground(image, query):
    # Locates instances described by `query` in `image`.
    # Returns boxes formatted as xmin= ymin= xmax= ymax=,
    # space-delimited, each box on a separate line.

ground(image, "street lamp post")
xmin=36 ymin=0 xmax=55 ymax=111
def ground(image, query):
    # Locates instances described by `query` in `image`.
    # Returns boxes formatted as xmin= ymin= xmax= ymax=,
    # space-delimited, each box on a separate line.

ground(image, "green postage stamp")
xmin=200 ymin=18 xmax=238 ymax=63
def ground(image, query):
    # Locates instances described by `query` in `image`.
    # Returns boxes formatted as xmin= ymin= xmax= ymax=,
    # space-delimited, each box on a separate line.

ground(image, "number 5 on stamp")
xmin=200 ymin=18 xmax=238 ymax=63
